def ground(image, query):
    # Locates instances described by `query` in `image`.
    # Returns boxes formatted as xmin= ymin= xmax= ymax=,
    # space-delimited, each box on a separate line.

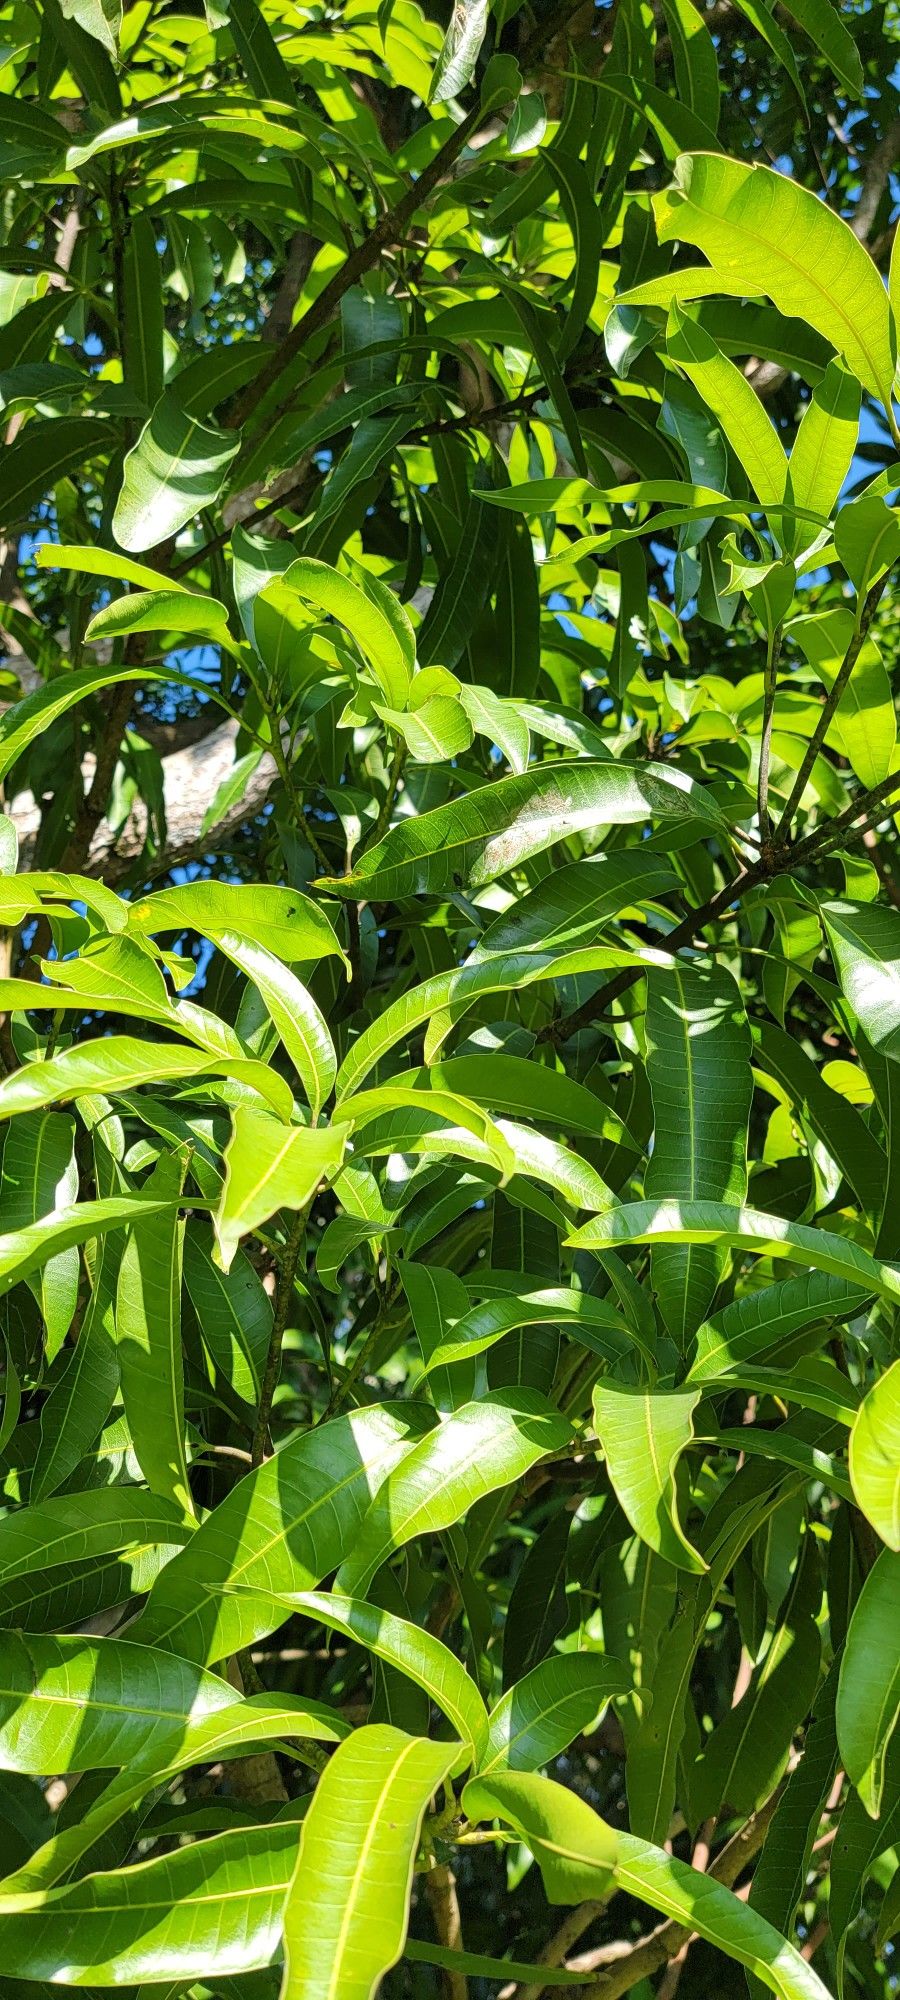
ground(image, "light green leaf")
xmin=112 ymin=388 xmax=241 ymax=551
xmin=129 ymin=878 xmax=346 ymax=968
xmin=568 ymin=1201 xmax=900 ymax=1311
xmin=462 ymin=1769 xmax=617 ymax=1900
xmin=666 ymin=302 xmax=788 ymax=512
xmin=0 ymin=1035 xmax=293 ymax=1124
xmin=131 ymin=1402 xmax=431 ymax=1663
xmin=821 ymin=899 xmax=900 ymax=1059
xmin=0 ymin=1826 xmax=297 ymax=1984
xmin=849 ymin=1359 xmax=900 ymax=1550
xmin=335 ymin=1391 xmax=573 ymax=1598
xmin=0 ymin=1110 xmax=79 ymax=1359
xmin=0 ymin=1629 xmax=237 ymax=1774
xmin=214 ymin=1106 xmax=349 ymax=1269
xmin=205 ymin=928 xmax=337 ymax=1120
xmin=614 ymin=1831 xmax=834 ymax=2000
xmin=272 ymin=1589 xmax=489 ymax=1768
xmin=837 ymin=1551 xmax=900 ymax=1817
xmin=282 ymin=1725 xmax=460 ymax=1999
xmin=318 ymin=762 xmax=723 ymax=901
xmin=593 ymin=1381 xmax=707 ymax=1573
xmin=787 ymin=362 xmax=860 ymax=542
xmin=834 ymin=495 xmax=900 ymax=598
xmin=85 ymin=587 xmax=234 ymax=649
xmin=281 ymin=556 xmax=414 ymax=710
xmin=480 ymin=1654 xmax=631 ymax=1775
xmin=654 ymin=153 xmax=896 ymax=407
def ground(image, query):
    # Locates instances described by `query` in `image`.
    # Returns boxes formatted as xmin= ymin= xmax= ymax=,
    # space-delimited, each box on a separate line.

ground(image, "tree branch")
xmin=774 ymin=571 xmax=891 ymax=840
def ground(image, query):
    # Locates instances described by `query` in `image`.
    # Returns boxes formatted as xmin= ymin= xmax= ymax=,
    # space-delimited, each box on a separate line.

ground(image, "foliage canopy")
xmin=0 ymin=0 xmax=899 ymax=1995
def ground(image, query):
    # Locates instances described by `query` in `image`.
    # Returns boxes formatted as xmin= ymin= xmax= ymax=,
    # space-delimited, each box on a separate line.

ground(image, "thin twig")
xmin=774 ymin=572 xmax=891 ymax=840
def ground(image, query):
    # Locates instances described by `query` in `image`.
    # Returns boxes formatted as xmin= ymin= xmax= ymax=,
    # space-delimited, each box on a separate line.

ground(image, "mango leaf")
xmin=0 ymin=1826 xmax=297 ymax=1984
xmin=644 ymin=962 xmax=752 ymax=1343
xmin=0 ymin=662 xmax=168 ymax=785
xmin=112 ymin=388 xmax=241 ymax=551
xmin=281 ymin=1726 xmax=459 ymax=1999
xmin=215 ymin=1106 xmax=349 ymax=1269
xmin=0 ymin=1035 xmax=292 ymax=1125
xmin=569 ymin=1201 xmax=900 ymax=1312
xmin=429 ymin=0 xmax=487 ymax=103
xmin=479 ymin=1653 xmax=631 ymax=1775
xmin=849 ymin=1358 xmax=900 ymax=1550
xmin=335 ymin=1391 xmax=573 ymax=1598
xmin=654 ymin=153 xmax=896 ymax=407
xmin=130 ymin=1402 xmax=431 ymax=1663
xmin=0 ymin=1200 xmax=176 ymax=1302
xmin=116 ymin=1152 xmax=193 ymax=1520
xmin=318 ymin=763 xmax=724 ymax=901
xmin=821 ymin=900 xmax=900 ymax=1058
xmin=666 ymin=302 xmax=788 ymax=512
xmin=0 ymin=1629 xmax=237 ymax=1773
xmin=0 ymin=1111 xmax=79 ymax=1360
xmin=837 ymin=1550 xmax=900 ymax=1816
xmin=182 ymin=1223 xmax=272 ymax=1406
xmin=614 ymin=1831 xmax=834 ymax=2000
xmin=593 ymin=1381 xmax=707 ymax=1573
xmin=280 ymin=557 xmax=414 ymax=711
xmin=462 ymin=1769 xmax=617 ymax=1899
xmin=128 ymin=879 xmax=346 ymax=967
xmin=269 ymin=1588 xmax=489 ymax=1768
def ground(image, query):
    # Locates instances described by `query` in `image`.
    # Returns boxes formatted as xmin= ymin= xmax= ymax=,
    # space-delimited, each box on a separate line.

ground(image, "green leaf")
xmin=666 ymin=302 xmax=788 ymax=513
xmin=660 ymin=0 xmax=719 ymax=129
xmin=791 ymin=612 xmax=895 ymax=793
xmin=0 ymin=1629 xmax=237 ymax=1773
xmin=281 ymin=557 xmax=414 ymax=710
xmin=0 ymin=1199 xmax=178 ymax=1303
xmin=787 ymin=361 xmax=860 ymax=542
xmin=0 ymin=1487 xmax=192 ymax=1591
xmin=116 ymin=1152 xmax=193 ymax=1520
xmin=644 ymin=962 xmax=752 ymax=1343
xmin=462 ymin=1769 xmax=617 ymax=1899
xmin=335 ymin=1391 xmax=573 ymax=1598
xmin=85 ymin=588 xmax=234 ymax=649
xmin=472 ymin=851 xmax=678 ymax=959
xmin=131 ymin=1403 xmax=430 ymax=1663
xmin=112 ymin=388 xmax=241 ymax=552
xmin=0 ymin=1110 xmax=79 ymax=1359
xmin=129 ymin=879 xmax=346 ymax=967
xmin=0 ymin=420 xmax=114 ymax=533
xmin=424 ymin=1285 xmax=639 ymax=1374
xmin=271 ymin=1589 xmax=489 ymax=1768
xmin=688 ymin=1269 xmax=870 ymax=1382
xmin=837 ymin=1549 xmax=900 ymax=1816
xmin=821 ymin=899 xmax=900 ymax=1058
xmin=614 ymin=1831 xmax=834 ymax=2000
xmin=318 ymin=762 xmax=724 ymax=901
xmin=780 ymin=0 xmax=863 ymax=95
xmin=834 ymin=495 xmax=900 ymax=598
xmin=0 ymin=1826 xmax=297 ymax=1985
xmin=593 ymin=1381 xmax=707 ymax=1573
xmin=429 ymin=0 xmax=487 ymax=102
xmin=214 ymin=1106 xmax=348 ymax=1269
xmin=479 ymin=1653 xmax=631 ymax=1775
xmin=654 ymin=153 xmax=896 ymax=407
xmin=282 ymin=1725 xmax=460 ymax=1999
xmin=0 ymin=662 xmax=169 ymax=786
xmin=0 ymin=1035 xmax=293 ymax=1125
xmin=182 ymin=1223 xmax=272 ymax=1406
xmin=849 ymin=1358 xmax=900 ymax=1550
xmin=568 ymin=1201 xmax=900 ymax=1312
xmin=203 ymin=929 xmax=337 ymax=1119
